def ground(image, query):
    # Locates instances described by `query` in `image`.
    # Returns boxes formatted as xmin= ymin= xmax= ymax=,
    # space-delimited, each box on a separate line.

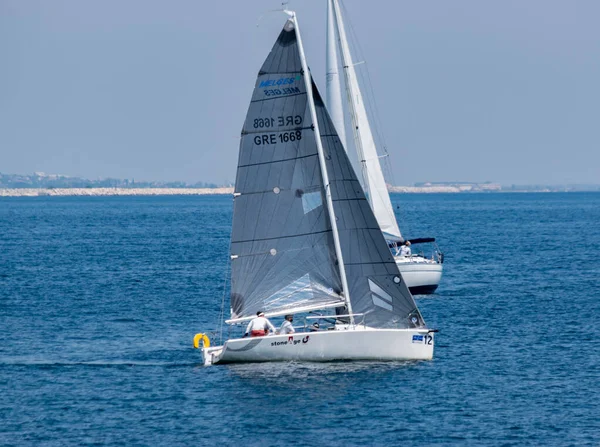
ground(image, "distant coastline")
xmin=1 ymin=172 xmax=598 ymax=196
xmin=0 ymin=187 xmax=234 ymax=197
xmin=1 ymin=186 xmax=598 ymax=197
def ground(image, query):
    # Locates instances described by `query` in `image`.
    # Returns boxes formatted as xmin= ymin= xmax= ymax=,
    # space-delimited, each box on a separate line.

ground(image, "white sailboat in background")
xmin=195 ymin=10 xmax=435 ymax=365
xmin=325 ymin=0 xmax=443 ymax=294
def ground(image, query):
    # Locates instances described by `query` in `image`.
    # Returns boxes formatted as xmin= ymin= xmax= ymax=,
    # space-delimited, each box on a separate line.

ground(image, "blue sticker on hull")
xmin=412 ymin=335 xmax=424 ymax=343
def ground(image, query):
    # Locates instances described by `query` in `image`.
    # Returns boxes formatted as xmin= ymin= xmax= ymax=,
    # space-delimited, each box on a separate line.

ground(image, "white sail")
xmin=331 ymin=0 xmax=403 ymax=242
xmin=325 ymin=0 xmax=347 ymax=150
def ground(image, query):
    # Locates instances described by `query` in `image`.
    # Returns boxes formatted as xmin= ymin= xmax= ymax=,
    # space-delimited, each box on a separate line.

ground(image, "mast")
xmin=288 ymin=11 xmax=355 ymax=323
xmin=331 ymin=0 xmax=403 ymax=242
xmin=325 ymin=0 xmax=347 ymax=150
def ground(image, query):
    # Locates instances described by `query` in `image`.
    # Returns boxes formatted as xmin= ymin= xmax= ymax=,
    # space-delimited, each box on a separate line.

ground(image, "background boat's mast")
xmin=288 ymin=11 xmax=355 ymax=323
xmin=332 ymin=0 xmax=402 ymax=242
xmin=326 ymin=0 xmax=347 ymax=150
xmin=331 ymin=0 xmax=367 ymax=190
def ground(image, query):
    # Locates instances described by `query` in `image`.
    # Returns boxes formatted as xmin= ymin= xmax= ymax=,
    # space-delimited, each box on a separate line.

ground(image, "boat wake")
xmin=0 ymin=358 xmax=201 ymax=368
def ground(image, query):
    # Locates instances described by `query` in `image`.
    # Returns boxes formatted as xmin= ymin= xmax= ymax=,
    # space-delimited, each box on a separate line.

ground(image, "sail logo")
xmin=263 ymin=86 xmax=301 ymax=97
xmin=260 ymin=75 xmax=302 ymax=97
xmin=259 ymin=75 xmax=300 ymax=88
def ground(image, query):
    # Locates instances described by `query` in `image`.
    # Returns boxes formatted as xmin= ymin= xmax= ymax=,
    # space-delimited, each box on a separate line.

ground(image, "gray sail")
xmin=311 ymin=82 xmax=425 ymax=329
xmin=229 ymin=22 xmax=344 ymax=320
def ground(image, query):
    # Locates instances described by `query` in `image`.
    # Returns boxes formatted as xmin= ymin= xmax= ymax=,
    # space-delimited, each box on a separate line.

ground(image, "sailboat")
xmin=196 ymin=10 xmax=435 ymax=365
xmin=325 ymin=0 xmax=443 ymax=294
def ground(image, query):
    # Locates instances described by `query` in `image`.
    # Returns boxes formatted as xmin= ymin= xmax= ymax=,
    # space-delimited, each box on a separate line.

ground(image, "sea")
xmin=1 ymin=193 xmax=598 ymax=446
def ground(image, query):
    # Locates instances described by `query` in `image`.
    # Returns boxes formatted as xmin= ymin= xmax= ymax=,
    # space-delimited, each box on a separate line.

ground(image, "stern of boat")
xmin=202 ymin=346 xmax=224 ymax=366
xmin=193 ymin=332 xmax=224 ymax=366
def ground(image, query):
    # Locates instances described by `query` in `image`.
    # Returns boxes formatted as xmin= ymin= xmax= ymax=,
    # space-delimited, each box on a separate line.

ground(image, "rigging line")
xmin=340 ymin=1 xmax=386 ymax=148
xmin=218 ymin=232 xmax=233 ymax=346
xmin=360 ymin=154 xmax=389 ymax=162
xmin=339 ymin=0 xmax=397 ymax=187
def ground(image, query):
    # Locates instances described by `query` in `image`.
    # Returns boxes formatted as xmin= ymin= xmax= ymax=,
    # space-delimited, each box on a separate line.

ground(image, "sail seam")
xmin=251 ymin=92 xmax=305 ymax=103
xmin=238 ymin=153 xmax=318 ymax=169
xmin=332 ymin=198 xmax=367 ymax=202
xmin=345 ymin=261 xmax=393 ymax=266
xmin=259 ymin=71 xmax=302 ymax=75
xmin=242 ymin=126 xmax=312 ymax=135
xmin=232 ymin=229 xmax=331 ymax=245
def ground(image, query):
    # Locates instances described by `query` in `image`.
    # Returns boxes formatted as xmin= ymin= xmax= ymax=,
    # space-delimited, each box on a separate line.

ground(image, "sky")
xmin=1 ymin=0 xmax=599 ymax=186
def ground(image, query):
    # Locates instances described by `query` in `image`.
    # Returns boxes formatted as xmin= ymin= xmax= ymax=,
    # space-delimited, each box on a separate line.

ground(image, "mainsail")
xmin=230 ymin=21 xmax=344 ymax=321
xmin=230 ymin=18 xmax=424 ymax=329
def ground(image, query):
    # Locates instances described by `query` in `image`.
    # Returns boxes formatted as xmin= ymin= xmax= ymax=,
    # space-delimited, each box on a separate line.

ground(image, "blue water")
xmin=1 ymin=193 xmax=599 ymax=446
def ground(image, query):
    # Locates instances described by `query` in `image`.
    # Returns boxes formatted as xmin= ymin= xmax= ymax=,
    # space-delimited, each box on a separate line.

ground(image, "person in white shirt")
xmin=278 ymin=315 xmax=295 ymax=335
xmin=399 ymin=241 xmax=412 ymax=257
xmin=244 ymin=311 xmax=276 ymax=337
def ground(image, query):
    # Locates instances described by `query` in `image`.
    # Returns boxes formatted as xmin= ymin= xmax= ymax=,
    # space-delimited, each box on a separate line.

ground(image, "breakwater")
xmin=0 ymin=187 xmax=235 ymax=197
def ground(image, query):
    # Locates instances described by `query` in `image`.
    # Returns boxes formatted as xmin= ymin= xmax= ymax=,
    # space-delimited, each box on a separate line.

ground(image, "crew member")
xmin=399 ymin=241 xmax=412 ymax=257
xmin=244 ymin=311 xmax=276 ymax=337
xmin=278 ymin=314 xmax=295 ymax=335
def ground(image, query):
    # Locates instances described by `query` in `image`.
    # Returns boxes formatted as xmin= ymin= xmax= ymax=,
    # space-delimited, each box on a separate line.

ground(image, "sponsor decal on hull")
xmin=270 ymin=335 xmax=310 ymax=347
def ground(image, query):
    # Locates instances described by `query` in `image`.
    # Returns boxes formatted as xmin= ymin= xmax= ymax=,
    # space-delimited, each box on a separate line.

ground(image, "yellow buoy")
xmin=193 ymin=333 xmax=210 ymax=349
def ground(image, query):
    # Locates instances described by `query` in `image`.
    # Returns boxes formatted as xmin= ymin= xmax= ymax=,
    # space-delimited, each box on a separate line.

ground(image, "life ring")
xmin=193 ymin=333 xmax=210 ymax=349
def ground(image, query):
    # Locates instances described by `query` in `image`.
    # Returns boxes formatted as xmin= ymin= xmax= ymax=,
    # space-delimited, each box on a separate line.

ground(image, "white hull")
xmin=202 ymin=328 xmax=434 ymax=365
xmin=395 ymin=256 xmax=443 ymax=294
